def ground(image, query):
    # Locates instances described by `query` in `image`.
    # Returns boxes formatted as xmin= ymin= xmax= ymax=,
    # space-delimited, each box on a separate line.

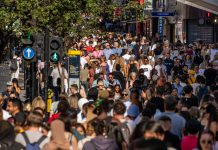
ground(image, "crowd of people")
xmin=0 ymin=32 xmax=218 ymax=150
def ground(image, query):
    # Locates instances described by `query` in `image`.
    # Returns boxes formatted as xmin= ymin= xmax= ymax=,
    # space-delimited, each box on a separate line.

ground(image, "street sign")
xmin=158 ymin=17 xmax=164 ymax=41
xmin=23 ymin=47 xmax=35 ymax=60
xmin=68 ymin=50 xmax=80 ymax=55
xmin=152 ymin=12 xmax=174 ymax=17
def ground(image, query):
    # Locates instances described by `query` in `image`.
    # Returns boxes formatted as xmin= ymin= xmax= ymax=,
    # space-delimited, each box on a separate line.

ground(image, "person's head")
xmin=86 ymin=119 xmax=97 ymax=136
xmin=157 ymin=58 xmax=163 ymax=65
xmin=109 ymin=54 xmax=115 ymax=60
xmin=113 ymin=101 xmax=126 ymax=117
xmin=32 ymin=96 xmax=46 ymax=111
xmin=144 ymin=121 xmax=165 ymax=141
xmin=183 ymin=85 xmax=193 ymax=95
xmin=131 ymin=138 xmax=167 ymax=150
xmin=115 ymin=64 xmax=121 ymax=71
xmin=27 ymin=111 xmax=43 ymax=127
xmin=197 ymin=130 xmax=215 ymax=150
xmin=121 ymin=89 xmax=129 ymax=100
xmin=108 ymin=73 xmax=114 ymax=82
xmin=130 ymin=72 xmax=137 ymax=80
xmin=91 ymin=118 xmax=106 ymax=136
xmin=0 ymin=107 xmax=3 ymax=121
xmin=166 ymin=53 xmax=171 ymax=59
xmin=6 ymin=81 xmax=13 ymax=92
xmin=127 ymin=104 xmax=140 ymax=119
xmin=12 ymin=78 xmax=19 ymax=87
xmin=185 ymin=119 xmax=201 ymax=135
xmin=0 ymin=93 xmax=3 ymax=106
xmin=68 ymin=95 xmax=79 ymax=109
xmin=114 ymin=84 xmax=121 ymax=93
xmin=175 ymin=76 xmax=181 ymax=84
xmin=171 ymin=88 xmax=178 ymax=97
xmin=97 ymin=79 xmax=104 ymax=90
xmin=158 ymin=116 xmax=172 ymax=131
xmin=7 ymin=98 xmax=22 ymax=116
xmin=130 ymin=89 xmax=140 ymax=100
xmin=164 ymin=95 xmax=177 ymax=111
xmin=155 ymin=86 xmax=165 ymax=97
xmin=57 ymin=99 xmax=70 ymax=114
xmin=70 ymin=84 xmax=79 ymax=94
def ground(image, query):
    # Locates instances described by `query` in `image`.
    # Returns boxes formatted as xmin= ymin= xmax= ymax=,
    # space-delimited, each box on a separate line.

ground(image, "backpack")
xmin=106 ymin=118 xmax=130 ymax=150
xmin=22 ymin=132 xmax=46 ymax=150
xmin=196 ymin=85 xmax=209 ymax=101
xmin=10 ymin=59 xmax=18 ymax=71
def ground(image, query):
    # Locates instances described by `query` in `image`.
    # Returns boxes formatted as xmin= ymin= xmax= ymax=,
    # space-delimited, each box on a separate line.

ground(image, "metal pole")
xmin=44 ymin=28 xmax=49 ymax=109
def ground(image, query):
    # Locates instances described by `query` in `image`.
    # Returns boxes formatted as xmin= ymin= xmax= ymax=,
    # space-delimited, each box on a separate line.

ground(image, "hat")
xmin=78 ymin=98 xmax=89 ymax=110
xmin=98 ymin=90 xmax=109 ymax=99
xmin=188 ymin=70 xmax=195 ymax=75
xmin=127 ymin=104 xmax=140 ymax=118
xmin=6 ymin=81 xmax=12 ymax=86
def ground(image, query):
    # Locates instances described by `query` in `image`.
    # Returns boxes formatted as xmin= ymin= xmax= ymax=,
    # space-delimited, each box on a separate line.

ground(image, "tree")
xmin=0 ymin=0 xmax=146 ymax=54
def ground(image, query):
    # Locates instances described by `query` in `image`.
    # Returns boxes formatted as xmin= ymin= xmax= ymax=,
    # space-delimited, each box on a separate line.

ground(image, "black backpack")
xmin=21 ymin=132 xmax=46 ymax=150
xmin=10 ymin=59 xmax=18 ymax=71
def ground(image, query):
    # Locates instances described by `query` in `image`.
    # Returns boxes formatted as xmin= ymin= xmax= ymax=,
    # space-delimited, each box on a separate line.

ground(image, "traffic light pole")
xmin=44 ymin=28 xmax=49 ymax=112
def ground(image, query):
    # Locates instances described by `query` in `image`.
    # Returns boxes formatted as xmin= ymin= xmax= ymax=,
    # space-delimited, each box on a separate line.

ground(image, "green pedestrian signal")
xmin=49 ymin=37 xmax=63 ymax=63
xmin=50 ymin=52 xmax=60 ymax=62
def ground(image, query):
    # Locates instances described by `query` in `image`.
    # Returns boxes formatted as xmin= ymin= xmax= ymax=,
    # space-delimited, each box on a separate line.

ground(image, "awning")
xmin=177 ymin=0 xmax=218 ymax=15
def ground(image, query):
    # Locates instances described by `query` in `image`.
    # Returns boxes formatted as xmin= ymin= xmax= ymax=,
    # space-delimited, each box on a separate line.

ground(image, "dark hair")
xmin=8 ymin=98 xmax=23 ymax=111
xmin=183 ymin=85 xmax=193 ymax=94
xmin=164 ymin=95 xmax=177 ymax=111
xmin=130 ymin=138 xmax=167 ymax=150
xmin=197 ymin=130 xmax=215 ymax=150
xmin=159 ymin=115 xmax=171 ymax=122
xmin=57 ymin=100 xmax=70 ymax=114
xmin=156 ymin=86 xmax=165 ymax=96
xmin=130 ymin=121 xmax=148 ymax=142
xmin=130 ymin=89 xmax=140 ymax=100
xmin=91 ymin=118 xmax=106 ymax=135
xmin=206 ymin=104 xmax=218 ymax=127
xmin=71 ymin=84 xmax=78 ymax=91
xmin=185 ymin=119 xmax=201 ymax=135
xmin=115 ymin=64 xmax=121 ymax=71
xmin=87 ymin=87 xmax=98 ymax=101
xmin=59 ymin=113 xmax=72 ymax=132
xmin=113 ymin=101 xmax=126 ymax=115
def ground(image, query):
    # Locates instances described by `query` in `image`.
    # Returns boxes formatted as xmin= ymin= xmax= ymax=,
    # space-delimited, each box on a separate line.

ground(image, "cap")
xmin=127 ymin=104 xmax=140 ymax=118
xmin=6 ymin=81 xmax=12 ymax=86
xmin=78 ymin=98 xmax=89 ymax=110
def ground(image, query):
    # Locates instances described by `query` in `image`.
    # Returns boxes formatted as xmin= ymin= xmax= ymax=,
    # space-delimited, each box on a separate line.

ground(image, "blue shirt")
xmin=173 ymin=83 xmax=183 ymax=97
xmin=112 ymin=48 xmax=122 ymax=56
xmin=103 ymin=49 xmax=113 ymax=60
xmin=155 ymin=111 xmax=186 ymax=139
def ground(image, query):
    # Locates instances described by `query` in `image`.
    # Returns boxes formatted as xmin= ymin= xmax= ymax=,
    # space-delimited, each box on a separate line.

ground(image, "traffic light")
xmin=49 ymin=36 xmax=63 ymax=63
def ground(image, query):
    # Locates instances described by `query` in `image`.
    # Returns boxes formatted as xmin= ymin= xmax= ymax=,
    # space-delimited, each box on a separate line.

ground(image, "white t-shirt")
xmin=107 ymin=60 xmax=115 ymax=72
xmin=122 ymin=54 xmax=131 ymax=64
xmin=140 ymin=64 xmax=152 ymax=79
xmin=80 ymin=57 xmax=87 ymax=69
xmin=50 ymin=67 xmax=68 ymax=87
xmin=210 ymin=49 xmax=218 ymax=62
xmin=3 ymin=110 xmax=11 ymax=120
xmin=155 ymin=64 xmax=167 ymax=77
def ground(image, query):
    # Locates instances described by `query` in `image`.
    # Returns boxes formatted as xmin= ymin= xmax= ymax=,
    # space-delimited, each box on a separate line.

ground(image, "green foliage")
xmin=0 ymin=0 xmax=148 ymax=37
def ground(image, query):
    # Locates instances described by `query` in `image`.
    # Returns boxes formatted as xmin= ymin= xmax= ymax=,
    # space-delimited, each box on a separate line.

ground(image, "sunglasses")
xmin=200 ymin=140 xmax=213 ymax=145
xmin=122 ymin=93 xmax=128 ymax=96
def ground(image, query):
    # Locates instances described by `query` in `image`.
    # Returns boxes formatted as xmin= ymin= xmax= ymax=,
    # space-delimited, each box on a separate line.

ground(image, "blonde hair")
xmin=32 ymin=96 xmax=46 ymax=111
xmin=68 ymin=95 xmax=78 ymax=109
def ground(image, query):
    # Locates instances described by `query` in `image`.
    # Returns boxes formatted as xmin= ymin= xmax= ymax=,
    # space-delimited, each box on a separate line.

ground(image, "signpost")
xmin=23 ymin=47 xmax=35 ymax=60
xmin=68 ymin=50 xmax=80 ymax=89
xmin=158 ymin=17 xmax=164 ymax=41
xmin=152 ymin=12 xmax=174 ymax=17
